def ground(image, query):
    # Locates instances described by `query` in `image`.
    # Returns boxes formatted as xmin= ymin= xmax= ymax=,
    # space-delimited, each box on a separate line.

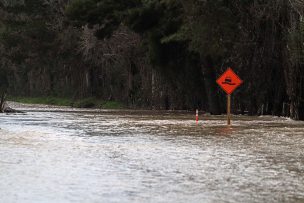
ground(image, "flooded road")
xmin=1 ymin=104 xmax=304 ymax=203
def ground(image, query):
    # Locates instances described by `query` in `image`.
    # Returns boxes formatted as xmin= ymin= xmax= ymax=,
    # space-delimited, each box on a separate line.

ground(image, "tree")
xmin=0 ymin=67 xmax=8 ymax=112
xmin=286 ymin=1 xmax=304 ymax=120
xmin=66 ymin=0 xmax=221 ymax=112
xmin=1 ymin=0 xmax=303 ymax=119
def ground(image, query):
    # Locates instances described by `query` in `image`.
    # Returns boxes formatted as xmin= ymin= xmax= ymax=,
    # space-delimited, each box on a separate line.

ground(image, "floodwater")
xmin=0 ymin=103 xmax=304 ymax=203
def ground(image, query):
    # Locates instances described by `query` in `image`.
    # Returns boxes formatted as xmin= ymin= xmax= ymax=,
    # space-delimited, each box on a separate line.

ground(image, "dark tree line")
xmin=0 ymin=0 xmax=303 ymax=120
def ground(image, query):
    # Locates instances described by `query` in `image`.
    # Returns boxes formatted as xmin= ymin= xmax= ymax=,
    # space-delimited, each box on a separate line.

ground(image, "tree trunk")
xmin=201 ymin=56 xmax=221 ymax=115
xmin=151 ymin=68 xmax=156 ymax=109
xmin=0 ymin=92 xmax=6 ymax=113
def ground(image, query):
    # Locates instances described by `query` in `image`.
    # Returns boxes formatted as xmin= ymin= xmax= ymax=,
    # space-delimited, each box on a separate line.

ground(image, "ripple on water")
xmin=0 ymin=108 xmax=304 ymax=203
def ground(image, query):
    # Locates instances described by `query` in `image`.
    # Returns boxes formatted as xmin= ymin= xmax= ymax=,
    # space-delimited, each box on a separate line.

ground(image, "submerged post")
xmin=227 ymin=95 xmax=231 ymax=126
xmin=196 ymin=109 xmax=199 ymax=125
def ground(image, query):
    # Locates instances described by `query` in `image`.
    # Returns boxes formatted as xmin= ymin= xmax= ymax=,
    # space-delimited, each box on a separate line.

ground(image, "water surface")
xmin=1 ymin=105 xmax=304 ymax=203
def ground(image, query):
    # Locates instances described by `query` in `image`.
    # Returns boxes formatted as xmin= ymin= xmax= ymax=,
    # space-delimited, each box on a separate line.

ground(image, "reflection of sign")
xmin=216 ymin=68 xmax=243 ymax=95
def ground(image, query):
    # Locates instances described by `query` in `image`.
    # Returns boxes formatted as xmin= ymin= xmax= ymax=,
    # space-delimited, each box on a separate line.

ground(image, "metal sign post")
xmin=227 ymin=94 xmax=231 ymax=126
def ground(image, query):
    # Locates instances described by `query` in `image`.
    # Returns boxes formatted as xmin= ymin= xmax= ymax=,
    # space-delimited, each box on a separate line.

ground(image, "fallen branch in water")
xmin=0 ymin=93 xmax=24 ymax=113
xmin=0 ymin=93 xmax=6 ymax=113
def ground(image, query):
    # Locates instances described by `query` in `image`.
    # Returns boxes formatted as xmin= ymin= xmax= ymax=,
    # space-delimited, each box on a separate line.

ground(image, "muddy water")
xmin=0 ymin=105 xmax=304 ymax=203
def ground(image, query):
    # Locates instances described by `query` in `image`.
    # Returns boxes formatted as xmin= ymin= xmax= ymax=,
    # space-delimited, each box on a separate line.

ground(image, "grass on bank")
xmin=9 ymin=97 xmax=125 ymax=109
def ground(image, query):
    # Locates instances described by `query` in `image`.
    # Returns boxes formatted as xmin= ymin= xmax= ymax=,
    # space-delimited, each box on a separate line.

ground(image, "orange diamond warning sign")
xmin=216 ymin=68 xmax=243 ymax=95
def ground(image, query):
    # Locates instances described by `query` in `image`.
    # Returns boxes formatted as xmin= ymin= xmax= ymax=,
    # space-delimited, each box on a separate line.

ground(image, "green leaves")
xmin=66 ymin=0 xmax=184 ymax=40
xmin=126 ymin=4 xmax=161 ymax=34
xmin=182 ymin=0 xmax=238 ymax=58
xmin=66 ymin=0 xmax=141 ymax=38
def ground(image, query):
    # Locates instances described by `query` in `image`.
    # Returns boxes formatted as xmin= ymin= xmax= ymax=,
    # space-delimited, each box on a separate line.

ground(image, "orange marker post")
xmin=196 ymin=109 xmax=199 ymax=125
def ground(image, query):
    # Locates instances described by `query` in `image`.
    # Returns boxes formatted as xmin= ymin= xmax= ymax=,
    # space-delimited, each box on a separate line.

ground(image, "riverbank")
xmin=8 ymin=97 xmax=125 ymax=109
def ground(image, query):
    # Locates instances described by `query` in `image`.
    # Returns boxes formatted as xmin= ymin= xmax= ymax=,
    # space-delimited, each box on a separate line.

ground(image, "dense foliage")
xmin=0 ymin=0 xmax=304 ymax=120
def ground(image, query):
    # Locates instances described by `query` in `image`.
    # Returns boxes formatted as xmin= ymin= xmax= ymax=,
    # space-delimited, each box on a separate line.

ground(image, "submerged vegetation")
xmin=0 ymin=0 xmax=304 ymax=120
xmin=10 ymin=96 xmax=124 ymax=109
xmin=10 ymin=97 xmax=73 ymax=107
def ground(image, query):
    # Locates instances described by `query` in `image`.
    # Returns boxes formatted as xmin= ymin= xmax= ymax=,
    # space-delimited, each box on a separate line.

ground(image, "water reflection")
xmin=0 ymin=106 xmax=304 ymax=203
xmin=212 ymin=126 xmax=235 ymax=136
